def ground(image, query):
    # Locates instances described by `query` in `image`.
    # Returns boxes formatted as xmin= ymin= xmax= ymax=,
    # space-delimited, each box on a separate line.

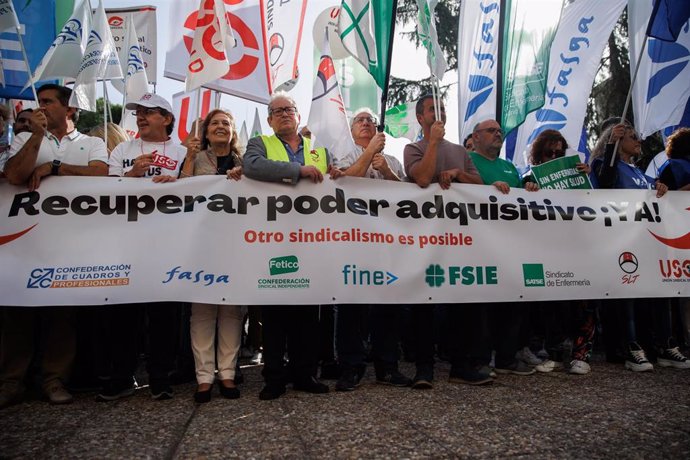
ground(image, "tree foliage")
xmin=76 ymin=98 xmax=122 ymax=134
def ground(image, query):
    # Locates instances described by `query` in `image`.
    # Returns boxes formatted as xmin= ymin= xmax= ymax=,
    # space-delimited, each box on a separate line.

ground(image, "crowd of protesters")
xmin=0 ymin=84 xmax=689 ymax=409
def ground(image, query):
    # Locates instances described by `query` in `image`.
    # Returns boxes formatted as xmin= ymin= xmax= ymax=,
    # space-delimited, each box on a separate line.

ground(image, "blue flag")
xmin=646 ymin=0 xmax=690 ymax=42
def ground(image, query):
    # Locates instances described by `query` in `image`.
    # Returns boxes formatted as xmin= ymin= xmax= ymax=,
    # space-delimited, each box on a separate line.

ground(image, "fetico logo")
xmin=258 ymin=256 xmax=309 ymax=289
xmin=523 ymin=264 xmax=545 ymax=287
xmin=27 ymin=264 xmax=131 ymax=289
xmin=425 ymin=264 xmax=498 ymax=287
xmin=342 ymin=265 xmax=398 ymax=286
xmin=269 ymin=256 xmax=298 ymax=275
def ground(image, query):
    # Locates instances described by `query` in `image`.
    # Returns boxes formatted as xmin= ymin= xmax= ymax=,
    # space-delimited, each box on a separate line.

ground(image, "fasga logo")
xmin=464 ymin=2 xmax=499 ymax=122
xmin=342 ymin=264 xmax=398 ymax=286
xmin=162 ymin=266 xmax=229 ymax=286
xmin=646 ymin=28 xmax=690 ymax=104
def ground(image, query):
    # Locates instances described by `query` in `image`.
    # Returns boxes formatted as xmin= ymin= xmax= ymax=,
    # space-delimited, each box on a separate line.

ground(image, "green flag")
xmin=530 ymin=155 xmax=591 ymax=190
xmin=339 ymin=0 xmax=394 ymax=89
xmin=501 ymin=0 xmax=562 ymax=134
xmin=384 ymin=101 xmax=421 ymax=141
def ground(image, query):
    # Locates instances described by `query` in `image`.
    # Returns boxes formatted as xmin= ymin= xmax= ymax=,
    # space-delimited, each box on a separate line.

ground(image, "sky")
xmin=99 ymin=0 xmax=460 ymax=161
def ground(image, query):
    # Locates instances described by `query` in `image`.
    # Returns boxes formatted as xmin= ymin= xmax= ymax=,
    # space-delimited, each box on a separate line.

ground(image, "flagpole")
xmin=496 ymin=0 xmax=507 ymax=128
xmin=103 ymin=80 xmax=108 ymax=148
xmin=195 ymin=88 xmax=201 ymax=137
xmin=610 ymin=37 xmax=648 ymax=167
xmin=14 ymin=25 xmax=39 ymax=103
xmin=377 ymin=0 xmax=399 ymax=133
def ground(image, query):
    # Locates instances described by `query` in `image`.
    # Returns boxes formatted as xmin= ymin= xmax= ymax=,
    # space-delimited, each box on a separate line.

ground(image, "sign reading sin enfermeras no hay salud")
xmin=530 ymin=156 xmax=592 ymax=190
xmin=0 ymin=176 xmax=688 ymax=307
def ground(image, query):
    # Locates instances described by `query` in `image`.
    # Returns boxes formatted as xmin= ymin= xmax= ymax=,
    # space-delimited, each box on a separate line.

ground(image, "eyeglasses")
xmin=135 ymin=107 xmax=163 ymax=116
xmin=474 ymin=127 xmax=503 ymax=136
xmin=270 ymin=106 xmax=297 ymax=116
xmin=544 ymin=148 xmax=565 ymax=159
xmin=353 ymin=116 xmax=377 ymax=125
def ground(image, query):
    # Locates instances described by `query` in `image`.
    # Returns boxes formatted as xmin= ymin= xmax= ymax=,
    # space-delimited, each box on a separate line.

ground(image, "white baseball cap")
xmin=125 ymin=93 xmax=173 ymax=113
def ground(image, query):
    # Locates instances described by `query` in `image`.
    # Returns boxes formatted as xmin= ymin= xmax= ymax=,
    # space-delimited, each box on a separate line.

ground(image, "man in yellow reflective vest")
xmin=244 ymin=92 xmax=341 ymax=400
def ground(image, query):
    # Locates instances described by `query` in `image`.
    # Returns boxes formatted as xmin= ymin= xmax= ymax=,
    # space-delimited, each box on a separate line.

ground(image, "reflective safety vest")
xmin=260 ymin=134 xmax=327 ymax=173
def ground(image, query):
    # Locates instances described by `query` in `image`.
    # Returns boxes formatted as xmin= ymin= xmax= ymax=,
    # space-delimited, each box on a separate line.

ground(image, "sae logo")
xmin=523 ymin=264 xmax=545 ymax=287
xmin=269 ymin=256 xmax=299 ymax=276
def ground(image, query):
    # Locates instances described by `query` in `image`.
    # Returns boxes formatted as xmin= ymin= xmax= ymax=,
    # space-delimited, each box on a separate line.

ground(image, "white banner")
xmin=457 ymin=0 xmax=500 ymax=140
xmin=630 ymin=0 xmax=690 ymax=139
xmin=260 ymin=0 xmax=307 ymax=92
xmin=513 ymin=0 xmax=626 ymax=171
xmin=107 ymin=6 xmax=158 ymax=86
xmin=165 ymin=0 xmax=269 ymax=103
xmin=1 ymin=177 xmax=689 ymax=306
xmin=171 ymin=88 xmax=213 ymax=145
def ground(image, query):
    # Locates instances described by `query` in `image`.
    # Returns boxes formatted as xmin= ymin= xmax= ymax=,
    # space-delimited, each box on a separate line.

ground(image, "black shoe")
xmin=96 ymin=379 xmax=136 ymax=402
xmin=335 ymin=366 xmax=364 ymax=392
xmin=150 ymin=383 xmax=174 ymax=400
xmin=410 ymin=373 xmax=434 ymax=390
xmin=235 ymin=368 xmax=244 ymax=385
xmin=194 ymin=386 xmax=212 ymax=403
xmin=293 ymin=376 xmax=329 ymax=394
xmin=218 ymin=382 xmax=240 ymax=399
xmin=259 ymin=385 xmax=286 ymax=400
xmin=448 ymin=368 xmax=494 ymax=386
xmin=376 ymin=370 xmax=412 ymax=387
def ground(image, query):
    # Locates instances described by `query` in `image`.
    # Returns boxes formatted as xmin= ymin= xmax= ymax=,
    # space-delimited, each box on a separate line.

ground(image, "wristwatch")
xmin=51 ymin=160 xmax=61 ymax=176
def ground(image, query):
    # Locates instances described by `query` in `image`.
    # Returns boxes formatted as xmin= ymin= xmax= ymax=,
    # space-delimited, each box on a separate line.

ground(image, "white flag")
xmin=185 ymin=0 xmax=233 ymax=92
xmin=630 ymin=1 xmax=690 ymax=139
xmin=0 ymin=0 xmax=19 ymax=33
xmin=457 ymin=0 xmax=500 ymax=139
xmin=31 ymin=0 xmax=91 ymax=84
xmin=260 ymin=0 xmax=307 ymax=92
xmin=384 ymin=100 xmax=421 ymax=142
xmin=339 ymin=0 xmax=378 ymax=70
xmin=308 ymin=31 xmax=357 ymax=162
xmin=513 ymin=0 xmax=626 ymax=170
xmin=250 ymin=107 xmax=262 ymax=138
xmin=238 ymin=120 xmax=248 ymax=151
xmin=120 ymin=16 xmax=150 ymax=138
xmin=69 ymin=1 xmax=123 ymax=111
xmin=416 ymin=0 xmax=447 ymax=79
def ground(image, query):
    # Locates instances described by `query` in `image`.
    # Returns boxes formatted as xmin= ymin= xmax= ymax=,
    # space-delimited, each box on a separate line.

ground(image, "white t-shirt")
xmin=108 ymin=138 xmax=186 ymax=177
xmin=338 ymin=145 xmax=405 ymax=180
xmin=8 ymin=130 xmax=108 ymax=167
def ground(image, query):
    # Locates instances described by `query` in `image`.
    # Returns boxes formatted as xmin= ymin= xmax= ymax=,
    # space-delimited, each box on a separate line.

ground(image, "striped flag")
xmin=416 ymin=0 xmax=447 ymax=78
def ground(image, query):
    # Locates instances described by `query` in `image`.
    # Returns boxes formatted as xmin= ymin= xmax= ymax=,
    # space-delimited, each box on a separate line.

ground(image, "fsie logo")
xmin=425 ymin=264 xmax=498 ymax=288
xmin=342 ymin=265 xmax=398 ymax=286
xmin=523 ymin=264 xmax=545 ymax=287
xmin=269 ymin=256 xmax=298 ymax=275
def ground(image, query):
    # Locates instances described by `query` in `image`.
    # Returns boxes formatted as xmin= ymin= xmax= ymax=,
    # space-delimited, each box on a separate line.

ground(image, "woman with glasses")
xmin=180 ymin=109 xmax=246 ymax=402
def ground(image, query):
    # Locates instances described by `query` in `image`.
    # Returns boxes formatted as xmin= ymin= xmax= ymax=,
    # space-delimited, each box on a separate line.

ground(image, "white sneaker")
xmin=44 ymin=381 xmax=73 ymax=405
xmin=624 ymin=342 xmax=654 ymax=372
xmin=569 ymin=359 xmax=591 ymax=375
xmin=516 ymin=346 xmax=543 ymax=366
xmin=657 ymin=347 xmax=690 ymax=369
xmin=535 ymin=359 xmax=563 ymax=373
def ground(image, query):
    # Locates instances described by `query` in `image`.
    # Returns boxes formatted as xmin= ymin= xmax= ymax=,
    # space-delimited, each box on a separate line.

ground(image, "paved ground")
xmin=1 ymin=359 xmax=689 ymax=459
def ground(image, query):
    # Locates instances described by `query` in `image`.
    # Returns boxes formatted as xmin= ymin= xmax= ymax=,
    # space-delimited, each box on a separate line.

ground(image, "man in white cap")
xmin=98 ymin=93 xmax=190 ymax=402
xmin=108 ymin=92 xmax=188 ymax=181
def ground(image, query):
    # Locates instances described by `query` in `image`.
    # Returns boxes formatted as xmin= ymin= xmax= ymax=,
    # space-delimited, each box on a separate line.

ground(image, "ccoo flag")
xmin=339 ymin=0 xmax=393 ymax=89
xmin=185 ymin=0 xmax=234 ymax=92
xmin=31 ymin=0 xmax=91 ymax=84
xmin=308 ymin=31 xmax=357 ymax=162
xmin=69 ymin=0 xmax=123 ymax=111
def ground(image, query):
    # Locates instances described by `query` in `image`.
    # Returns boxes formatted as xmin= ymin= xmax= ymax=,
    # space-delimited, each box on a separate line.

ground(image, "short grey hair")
xmin=350 ymin=107 xmax=377 ymax=127
xmin=268 ymin=91 xmax=297 ymax=114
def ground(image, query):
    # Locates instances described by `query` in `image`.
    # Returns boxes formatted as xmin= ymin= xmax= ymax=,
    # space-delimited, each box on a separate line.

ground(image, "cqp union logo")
xmin=425 ymin=264 xmax=445 ymax=287
xmin=270 ymin=256 xmax=299 ymax=276
xmin=27 ymin=268 xmax=55 ymax=289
